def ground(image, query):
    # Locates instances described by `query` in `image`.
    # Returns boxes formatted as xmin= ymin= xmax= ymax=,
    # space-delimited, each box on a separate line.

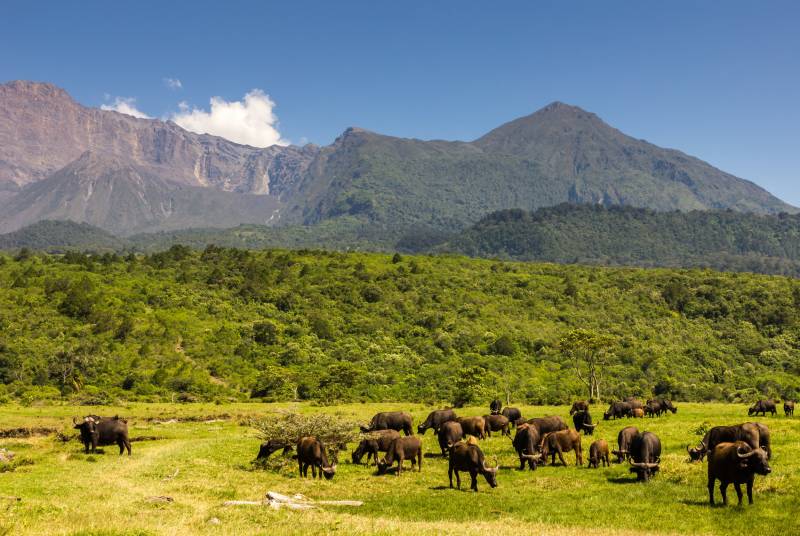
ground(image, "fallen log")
xmin=223 ymin=491 xmax=363 ymax=509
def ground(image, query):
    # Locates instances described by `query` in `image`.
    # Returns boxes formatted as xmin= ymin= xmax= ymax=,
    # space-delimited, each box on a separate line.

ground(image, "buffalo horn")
xmin=736 ymin=446 xmax=757 ymax=458
xmin=72 ymin=416 xmax=78 ymax=425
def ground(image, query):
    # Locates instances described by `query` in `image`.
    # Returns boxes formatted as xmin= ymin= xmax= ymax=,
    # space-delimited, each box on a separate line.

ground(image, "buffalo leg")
xmin=575 ymin=445 xmax=583 ymax=466
xmin=708 ymin=478 xmax=715 ymax=505
xmin=470 ymin=469 xmax=478 ymax=491
xmin=448 ymin=466 xmax=454 ymax=488
xmin=556 ymin=448 xmax=566 ymax=467
xmin=746 ymin=476 xmax=754 ymax=504
xmin=311 ymin=464 xmax=317 ymax=478
xmin=720 ymin=482 xmax=728 ymax=505
xmin=397 ymin=455 xmax=403 ymax=476
xmin=417 ymin=450 xmax=422 ymax=472
xmin=734 ymin=483 xmax=743 ymax=506
xmin=455 ymin=470 xmax=461 ymax=489
xmin=118 ymin=439 xmax=125 ymax=455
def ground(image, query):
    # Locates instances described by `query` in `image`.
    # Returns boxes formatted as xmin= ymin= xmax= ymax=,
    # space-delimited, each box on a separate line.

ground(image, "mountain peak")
xmin=1 ymin=80 xmax=74 ymax=102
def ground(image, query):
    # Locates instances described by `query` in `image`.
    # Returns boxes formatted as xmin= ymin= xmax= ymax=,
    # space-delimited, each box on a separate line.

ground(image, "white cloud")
xmin=163 ymin=77 xmax=182 ymax=90
xmin=170 ymin=89 xmax=287 ymax=147
xmin=100 ymin=97 xmax=151 ymax=119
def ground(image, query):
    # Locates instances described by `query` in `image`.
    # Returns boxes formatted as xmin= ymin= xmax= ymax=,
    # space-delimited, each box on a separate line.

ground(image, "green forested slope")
xmin=1 ymin=247 xmax=798 ymax=405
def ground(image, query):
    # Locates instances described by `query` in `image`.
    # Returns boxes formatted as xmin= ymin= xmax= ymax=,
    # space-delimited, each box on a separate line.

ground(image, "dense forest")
xmin=439 ymin=204 xmax=800 ymax=276
xmin=1 ymin=246 xmax=798 ymax=406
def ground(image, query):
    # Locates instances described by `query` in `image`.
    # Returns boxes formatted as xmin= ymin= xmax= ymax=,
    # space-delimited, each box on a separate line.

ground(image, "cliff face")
xmin=0 ymin=80 xmax=317 ymax=195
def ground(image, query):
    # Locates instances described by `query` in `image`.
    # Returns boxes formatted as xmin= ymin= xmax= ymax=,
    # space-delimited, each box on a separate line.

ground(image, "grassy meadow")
xmin=0 ymin=402 xmax=798 ymax=535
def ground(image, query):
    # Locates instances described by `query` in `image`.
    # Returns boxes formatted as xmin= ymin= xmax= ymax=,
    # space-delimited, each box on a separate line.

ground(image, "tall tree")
xmin=560 ymin=328 xmax=616 ymax=402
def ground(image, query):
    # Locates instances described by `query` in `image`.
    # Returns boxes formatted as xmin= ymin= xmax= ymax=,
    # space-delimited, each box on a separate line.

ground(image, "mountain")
xmin=0 ymin=80 xmax=794 ymax=237
xmin=0 ymin=220 xmax=124 ymax=252
xmin=0 ymin=80 xmax=317 ymax=194
xmin=438 ymin=204 xmax=800 ymax=276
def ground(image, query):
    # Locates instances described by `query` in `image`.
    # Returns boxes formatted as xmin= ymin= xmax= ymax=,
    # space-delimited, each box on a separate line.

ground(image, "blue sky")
xmin=2 ymin=1 xmax=799 ymax=204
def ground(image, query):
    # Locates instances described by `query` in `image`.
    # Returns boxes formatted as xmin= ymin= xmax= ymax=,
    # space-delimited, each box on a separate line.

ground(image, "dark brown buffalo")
xmin=569 ymin=401 xmax=589 ymax=415
xmin=448 ymin=442 xmax=498 ymax=491
xmin=351 ymin=429 xmax=401 ymax=465
xmin=297 ymin=436 xmax=336 ymax=479
xmin=512 ymin=423 xmax=541 ymax=470
xmin=502 ymin=407 xmax=522 ymax=425
xmin=628 ymin=431 xmax=661 ymax=481
xmin=572 ymin=410 xmax=597 ymax=435
xmin=73 ymin=415 xmax=131 ymax=455
xmin=748 ymin=399 xmax=777 ymax=417
xmin=457 ymin=416 xmax=486 ymax=439
xmin=588 ymin=439 xmax=610 ymax=468
xmin=256 ymin=439 xmax=292 ymax=460
xmin=437 ymin=421 xmax=464 ymax=456
xmin=785 ymin=400 xmax=795 ymax=417
xmin=361 ymin=411 xmax=413 ymax=435
xmin=525 ymin=416 xmax=568 ymax=435
xmin=603 ymin=401 xmax=632 ymax=420
xmin=644 ymin=402 xmax=658 ymax=417
xmin=483 ymin=414 xmax=511 ymax=437
xmin=708 ymin=441 xmax=771 ymax=505
xmin=377 ymin=436 xmax=422 ymax=476
xmin=489 ymin=399 xmax=502 ymax=415
xmin=540 ymin=429 xmax=583 ymax=466
xmin=688 ymin=422 xmax=772 ymax=461
xmin=417 ymin=408 xmax=457 ymax=434
xmin=612 ymin=426 xmax=639 ymax=463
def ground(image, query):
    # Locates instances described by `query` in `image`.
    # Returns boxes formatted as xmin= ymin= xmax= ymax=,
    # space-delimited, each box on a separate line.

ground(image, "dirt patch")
xmin=145 ymin=413 xmax=233 ymax=424
xmin=0 ymin=427 xmax=58 ymax=438
xmin=130 ymin=436 xmax=166 ymax=442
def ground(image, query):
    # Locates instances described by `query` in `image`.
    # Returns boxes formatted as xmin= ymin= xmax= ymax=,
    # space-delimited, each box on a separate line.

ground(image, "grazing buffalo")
xmin=748 ymin=399 xmax=777 ymax=417
xmin=297 ymin=437 xmax=336 ymax=479
xmin=624 ymin=397 xmax=644 ymax=410
xmin=603 ymin=401 xmax=632 ymax=420
xmin=612 ymin=426 xmax=639 ymax=463
xmin=688 ymin=422 xmax=772 ymax=462
xmin=351 ymin=429 xmax=401 ymax=465
xmin=489 ymin=399 xmax=502 ymax=415
xmin=632 ymin=408 xmax=644 ymax=418
xmin=512 ymin=423 xmax=542 ymax=470
xmin=644 ymin=402 xmax=658 ymax=417
xmin=502 ymin=407 xmax=522 ymax=425
xmin=361 ymin=411 xmax=414 ymax=436
xmin=708 ymin=441 xmax=771 ymax=506
xmin=628 ymin=431 xmax=661 ymax=481
xmin=73 ymin=415 xmax=131 ymax=456
xmin=457 ymin=416 xmax=486 ymax=439
xmin=377 ymin=436 xmax=422 ymax=476
xmin=588 ymin=439 xmax=610 ymax=468
xmin=540 ymin=429 xmax=583 ymax=466
xmin=256 ymin=439 xmax=292 ymax=460
xmin=572 ymin=410 xmax=597 ymax=435
xmin=785 ymin=400 xmax=795 ymax=417
xmin=569 ymin=401 xmax=589 ymax=415
xmin=437 ymin=421 xmax=464 ymax=456
xmin=483 ymin=414 xmax=511 ymax=437
xmin=645 ymin=399 xmax=676 ymax=416
xmin=448 ymin=442 xmax=498 ymax=491
xmin=417 ymin=408 xmax=457 ymax=435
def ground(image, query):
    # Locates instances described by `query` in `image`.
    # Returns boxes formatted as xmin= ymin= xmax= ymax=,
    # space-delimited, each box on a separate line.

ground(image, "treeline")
xmin=438 ymin=204 xmax=800 ymax=277
xmin=1 ymin=246 xmax=799 ymax=405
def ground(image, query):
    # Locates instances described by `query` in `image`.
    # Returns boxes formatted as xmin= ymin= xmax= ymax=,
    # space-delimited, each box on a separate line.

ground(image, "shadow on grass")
xmin=679 ymin=498 xmax=714 ymax=507
xmin=607 ymin=476 xmax=640 ymax=484
xmin=423 ymin=452 xmax=445 ymax=459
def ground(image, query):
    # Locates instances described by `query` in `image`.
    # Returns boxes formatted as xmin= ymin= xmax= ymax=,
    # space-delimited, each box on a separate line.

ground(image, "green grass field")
xmin=0 ymin=402 xmax=797 ymax=535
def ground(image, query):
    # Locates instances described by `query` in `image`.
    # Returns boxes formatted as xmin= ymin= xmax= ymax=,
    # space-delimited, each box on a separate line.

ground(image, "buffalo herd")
xmin=71 ymin=395 xmax=785 ymax=504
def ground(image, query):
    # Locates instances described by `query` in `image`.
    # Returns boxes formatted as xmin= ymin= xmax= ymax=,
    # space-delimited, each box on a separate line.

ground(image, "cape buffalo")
xmin=501 ymin=407 xmax=522 ymax=425
xmin=644 ymin=402 xmax=658 ymax=417
xmin=624 ymin=397 xmax=644 ymax=410
xmin=628 ymin=431 xmax=661 ymax=481
xmin=688 ymin=422 xmax=772 ymax=462
xmin=351 ymin=429 xmax=401 ymax=465
xmin=448 ymin=442 xmax=498 ymax=491
xmin=297 ymin=437 xmax=336 ymax=479
xmin=708 ymin=441 xmax=771 ymax=506
xmin=483 ymin=414 xmax=511 ymax=437
xmin=512 ymin=423 xmax=541 ymax=470
xmin=256 ymin=439 xmax=292 ymax=460
xmin=457 ymin=416 xmax=486 ymax=439
xmin=588 ymin=439 xmax=610 ymax=468
xmin=73 ymin=415 xmax=131 ymax=456
xmin=525 ymin=416 xmax=568 ymax=435
xmin=572 ymin=410 xmax=597 ymax=435
xmin=603 ymin=401 xmax=632 ymax=420
xmin=569 ymin=401 xmax=589 ymax=415
xmin=785 ymin=400 xmax=795 ymax=417
xmin=377 ymin=436 xmax=422 ymax=476
xmin=489 ymin=399 xmax=502 ymax=415
xmin=417 ymin=408 xmax=457 ymax=434
xmin=748 ymin=399 xmax=777 ymax=417
xmin=612 ymin=426 xmax=639 ymax=463
xmin=361 ymin=411 xmax=414 ymax=436
xmin=437 ymin=421 xmax=464 ymax=456
xmin=540 ymin=429 xmax=583 ymax=466
xmin=632 ymin=408 xmax=644 ymax=418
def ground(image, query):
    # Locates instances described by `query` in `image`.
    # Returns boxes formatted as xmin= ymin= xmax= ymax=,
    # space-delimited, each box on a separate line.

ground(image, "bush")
xmin=250 ymin=412 xmax=360 ymax=464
